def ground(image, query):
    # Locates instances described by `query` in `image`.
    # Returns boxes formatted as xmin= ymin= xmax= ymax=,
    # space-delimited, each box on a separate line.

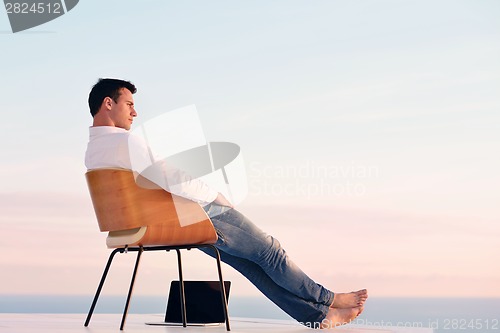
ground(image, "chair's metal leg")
xmin=84 ymin=248 xmax=122 ymax=327
xmin=163 ymin=249 xmax=171 ymax=323
xmin=175 ymin=249 xmax=187 ymax=328
xmin=208 ymin=245 xmax=231 ymax=331
xmin=120 ymin=247 xmax=143 ymax=330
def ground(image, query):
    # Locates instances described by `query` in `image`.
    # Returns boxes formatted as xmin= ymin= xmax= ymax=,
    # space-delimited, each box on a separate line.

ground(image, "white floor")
xmin=0 ymin=314 xmax=433 ymax=333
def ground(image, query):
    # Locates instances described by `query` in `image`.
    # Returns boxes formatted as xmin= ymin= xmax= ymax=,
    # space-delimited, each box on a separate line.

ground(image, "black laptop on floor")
xmin=147 ymin=280 xmax=231 ymax=326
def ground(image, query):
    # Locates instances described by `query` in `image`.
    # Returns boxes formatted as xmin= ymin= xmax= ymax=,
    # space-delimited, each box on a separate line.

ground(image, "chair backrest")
xmin=86 ymin=168 xmax=217 ymax=245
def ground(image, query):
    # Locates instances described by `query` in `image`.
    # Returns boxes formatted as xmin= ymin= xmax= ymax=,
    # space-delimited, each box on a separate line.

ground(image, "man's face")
xmin=109 ymin=88 xmax=136 ymax=130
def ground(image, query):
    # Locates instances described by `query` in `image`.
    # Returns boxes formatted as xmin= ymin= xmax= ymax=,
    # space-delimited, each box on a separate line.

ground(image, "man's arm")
xmin=128 ymin=133 xmax=236 ymax=207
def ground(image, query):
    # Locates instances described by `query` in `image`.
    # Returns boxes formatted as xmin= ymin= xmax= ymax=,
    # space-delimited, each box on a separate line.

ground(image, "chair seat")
xmin=106 ymin=222 xmax=218 ymax=249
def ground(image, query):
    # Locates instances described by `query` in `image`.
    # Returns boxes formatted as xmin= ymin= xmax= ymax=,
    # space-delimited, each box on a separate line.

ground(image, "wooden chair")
xmin=83 ymin=168 xmax=230 ymax=331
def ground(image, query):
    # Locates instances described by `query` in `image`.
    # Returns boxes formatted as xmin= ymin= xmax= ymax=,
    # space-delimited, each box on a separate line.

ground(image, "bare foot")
xmin=320 ymin=306 xmax=363 ymax=329
xmin=330 ymin=289 xmax=368 ymax=308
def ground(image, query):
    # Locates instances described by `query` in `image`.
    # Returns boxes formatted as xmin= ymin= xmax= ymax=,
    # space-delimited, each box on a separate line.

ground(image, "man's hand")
xmin=213 ymin=192 xmax=233 ymax=208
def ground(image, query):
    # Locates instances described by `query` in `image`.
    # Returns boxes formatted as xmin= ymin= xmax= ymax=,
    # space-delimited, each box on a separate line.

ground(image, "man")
xmin=85 ymin=78 xmax=367 ymax=328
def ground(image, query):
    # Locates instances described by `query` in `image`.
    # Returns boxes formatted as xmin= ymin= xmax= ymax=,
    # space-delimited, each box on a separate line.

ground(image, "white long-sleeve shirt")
xmin=84 ymin=126 xmax=218 ymax=206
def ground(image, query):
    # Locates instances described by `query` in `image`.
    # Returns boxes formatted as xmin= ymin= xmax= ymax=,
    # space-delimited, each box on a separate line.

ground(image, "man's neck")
xmin=92 ymin=109 xmax=116 ymax=127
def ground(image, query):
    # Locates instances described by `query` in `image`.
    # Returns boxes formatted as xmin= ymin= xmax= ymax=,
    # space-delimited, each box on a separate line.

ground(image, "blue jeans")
xmin=201 ymin=203 xmax=334 ymax=326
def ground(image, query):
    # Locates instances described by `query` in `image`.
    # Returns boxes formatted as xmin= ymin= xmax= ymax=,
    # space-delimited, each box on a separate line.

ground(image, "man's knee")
xmin=260 ymin=236 xmax=287 ymax=265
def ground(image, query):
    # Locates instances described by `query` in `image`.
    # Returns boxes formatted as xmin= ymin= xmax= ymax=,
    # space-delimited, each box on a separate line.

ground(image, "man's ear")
xmin=103 ymin=97 xmax=113 ymax=111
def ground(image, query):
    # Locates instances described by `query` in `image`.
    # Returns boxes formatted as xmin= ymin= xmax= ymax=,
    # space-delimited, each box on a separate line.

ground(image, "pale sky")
xmin=1 ymin=1 xmax=499 ymax=299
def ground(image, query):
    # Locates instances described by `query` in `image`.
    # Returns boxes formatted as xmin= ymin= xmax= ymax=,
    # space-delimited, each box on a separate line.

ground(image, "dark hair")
xmin=88 ymin=78 xmax=137 ymax=117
